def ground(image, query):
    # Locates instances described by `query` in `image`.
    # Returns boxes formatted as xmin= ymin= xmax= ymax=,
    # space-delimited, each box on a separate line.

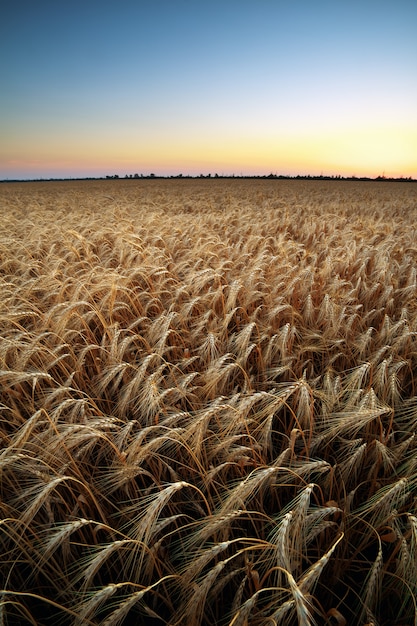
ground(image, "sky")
xmin=1 ymin=0 xmax=416 ymax=180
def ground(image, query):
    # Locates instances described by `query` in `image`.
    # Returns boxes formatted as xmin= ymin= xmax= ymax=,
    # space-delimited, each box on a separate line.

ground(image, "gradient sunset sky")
xmin=1 ymin=0 xmax=416 ymax=180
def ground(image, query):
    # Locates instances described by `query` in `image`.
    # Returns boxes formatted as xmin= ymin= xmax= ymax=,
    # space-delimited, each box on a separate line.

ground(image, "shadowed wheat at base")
xmin=1 ymin=178 xmax=417 ymax=625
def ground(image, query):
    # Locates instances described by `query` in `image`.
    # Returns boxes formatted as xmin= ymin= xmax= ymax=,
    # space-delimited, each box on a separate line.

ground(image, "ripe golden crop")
xmin=1 ymin=178 xmax=416 ymax=624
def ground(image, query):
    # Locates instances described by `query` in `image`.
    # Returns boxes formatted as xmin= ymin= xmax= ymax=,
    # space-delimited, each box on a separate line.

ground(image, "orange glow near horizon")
xmin=2 ymin=77 xmax=416 ymax=179
xmin=3 ymin=121 xmax=415 ymax=180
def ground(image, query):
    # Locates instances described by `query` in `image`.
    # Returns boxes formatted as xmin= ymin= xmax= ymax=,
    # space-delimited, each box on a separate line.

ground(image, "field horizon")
xmin=1 ymin=178 xmax=417 ymax=625
xmin=2 ymin=173 xmax=416 ymax=184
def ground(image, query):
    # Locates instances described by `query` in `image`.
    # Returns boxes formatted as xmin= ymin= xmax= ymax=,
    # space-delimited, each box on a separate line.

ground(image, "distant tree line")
xmin=2 ymin=173 xmax=415 ymax=184
xmin=103 ymin=173 xmax=416 ymax=182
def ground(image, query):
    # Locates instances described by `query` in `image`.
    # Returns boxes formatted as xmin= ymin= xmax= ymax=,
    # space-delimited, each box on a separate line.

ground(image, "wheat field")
xmin=1 ymin=178 xmax=417 ymax=625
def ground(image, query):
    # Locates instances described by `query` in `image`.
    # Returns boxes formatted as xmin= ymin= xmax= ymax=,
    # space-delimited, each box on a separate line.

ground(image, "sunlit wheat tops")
xmin=1 ymin=178 xmax=417 ymax=625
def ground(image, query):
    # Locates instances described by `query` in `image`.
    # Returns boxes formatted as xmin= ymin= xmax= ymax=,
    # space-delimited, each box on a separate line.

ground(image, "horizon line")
xmin=1 ymin=173 xmax=416 ymax=183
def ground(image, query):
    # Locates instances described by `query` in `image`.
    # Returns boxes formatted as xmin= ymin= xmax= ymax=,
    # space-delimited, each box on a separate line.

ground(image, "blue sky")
xmin=1 ymin=0 xmax=416 ymax=179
